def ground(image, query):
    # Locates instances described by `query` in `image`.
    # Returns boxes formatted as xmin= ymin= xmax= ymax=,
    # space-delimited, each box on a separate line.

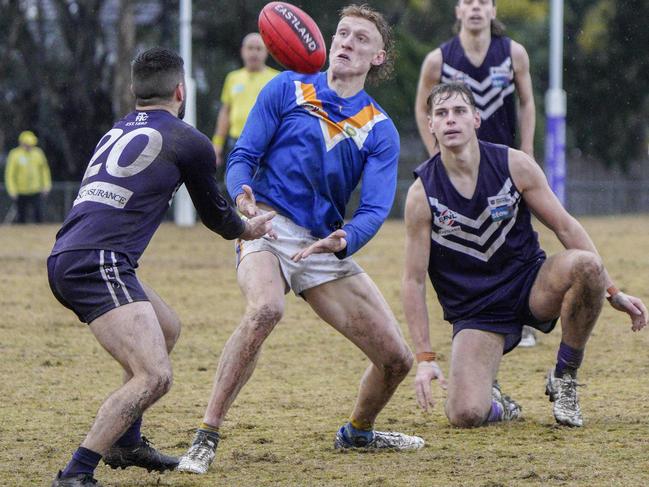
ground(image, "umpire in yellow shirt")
xmin=4 ymin=131 xmax=52 ymax=223
xmin=212 ymin=33 xmax=279 ymax=169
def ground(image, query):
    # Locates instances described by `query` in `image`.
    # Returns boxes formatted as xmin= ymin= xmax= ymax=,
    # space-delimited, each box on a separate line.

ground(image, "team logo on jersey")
xmin=434 ymin=208 xmax=460 ymax=236
xmin=233 ymin=83 xmax=245 ymax=95
xmin=294 ymin=81 xmax=386 ymax=151
xmin=135 ymin=112 xmax=148 ymax=122
xmin=487 ymin=193 xmax=515 ymax=221
xmin=489 ymin=66 xmax=511 ymax=88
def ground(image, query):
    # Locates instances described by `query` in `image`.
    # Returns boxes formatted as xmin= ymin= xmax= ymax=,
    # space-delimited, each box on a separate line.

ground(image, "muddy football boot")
xmin=51 ymin=471 xmax=101 ymax=486
xmin=545 ymin=369 xmax=584 ymax=427
xmin=492 ymin=380 xmax=523 ymax=421
xmin=177 ymin=430 xmax=220 ymax=474
xmin=103 ymin=436 xmax=178 ymax=472
xmin=334 ymin=424 xmax=424 ymax=450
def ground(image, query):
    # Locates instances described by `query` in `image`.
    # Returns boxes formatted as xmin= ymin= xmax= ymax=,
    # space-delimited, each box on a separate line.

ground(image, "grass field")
xmin=1 ymin=216 xmax=649 ymax=486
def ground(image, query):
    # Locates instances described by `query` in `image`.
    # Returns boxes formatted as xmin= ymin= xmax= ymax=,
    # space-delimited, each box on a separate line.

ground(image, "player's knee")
xmin=245 ymin=302 xmax=284 ymax=336
xmin=570 ymin=251 xmax=605 ymax=290
xmin=247 ymin=302 xmax=284 ymax=328
xmin=382 ymin=348 xmax=413 ymax=383
xmin=145 ymin=362 xmax=173 ymax=399
xmin=447 ymin=404 xmax=487 ymax=428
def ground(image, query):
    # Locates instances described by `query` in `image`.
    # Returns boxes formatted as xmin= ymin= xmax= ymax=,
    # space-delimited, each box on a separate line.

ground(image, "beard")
xmin=178 ymin=99 xmax=186 ymax=120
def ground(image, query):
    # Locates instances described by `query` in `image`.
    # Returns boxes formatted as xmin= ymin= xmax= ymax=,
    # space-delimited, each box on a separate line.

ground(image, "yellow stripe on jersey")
xmin=294 ymin=81 xmax=387 ymax=151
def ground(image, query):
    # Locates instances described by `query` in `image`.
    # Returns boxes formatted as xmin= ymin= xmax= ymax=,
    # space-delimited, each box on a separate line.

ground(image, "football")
xmin=258 ymin=2 xmax=326 ymax=74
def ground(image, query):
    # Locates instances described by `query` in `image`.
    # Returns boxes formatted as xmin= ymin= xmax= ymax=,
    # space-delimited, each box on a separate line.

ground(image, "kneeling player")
xmin=402 ymin=82 xmax=647 ymax=428
xmin=48 ymin=48 xmax=274 ymax=486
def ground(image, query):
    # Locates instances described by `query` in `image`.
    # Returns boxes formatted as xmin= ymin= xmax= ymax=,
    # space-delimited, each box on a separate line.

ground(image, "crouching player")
xmin=48 ymin=47 xmax=274 ymax=486
xmin=402 ymin=82 xmax=647 ymax=429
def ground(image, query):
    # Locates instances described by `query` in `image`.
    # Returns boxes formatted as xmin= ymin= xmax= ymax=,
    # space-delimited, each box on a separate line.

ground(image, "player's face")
xmin=329 ymin=16 xmax=385 ymax=79
xmin=241 ymin=34 xmax=268 ymax=71
xmin=429 ymin=93 xmax=480 ymax=148
xmin=456 ymin=0 xmax=496 ymax=33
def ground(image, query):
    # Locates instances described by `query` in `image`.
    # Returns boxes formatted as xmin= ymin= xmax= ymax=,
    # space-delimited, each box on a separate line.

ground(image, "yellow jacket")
xmin=4 ymin=146 xmax=51 ymax=197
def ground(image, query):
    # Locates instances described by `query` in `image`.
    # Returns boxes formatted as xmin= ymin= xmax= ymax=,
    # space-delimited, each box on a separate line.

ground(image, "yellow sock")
xmin=350 ymin=418 xmax=373 ymax=431
xmin=199 ymin=422 xmax=220 ymax=434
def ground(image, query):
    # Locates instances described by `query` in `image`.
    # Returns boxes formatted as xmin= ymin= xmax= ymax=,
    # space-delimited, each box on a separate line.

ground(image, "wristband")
xmin=212 ymin=134 xmax=224 ymax=148
xmin=605 ymin=285 xmax=620 ymax=301
xmin=416 ymin=351 xmax=437 ymax=363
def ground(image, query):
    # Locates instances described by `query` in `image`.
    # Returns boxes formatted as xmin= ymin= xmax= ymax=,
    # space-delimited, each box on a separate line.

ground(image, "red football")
xmin=258 ymin=2 xmax=326 ymax=74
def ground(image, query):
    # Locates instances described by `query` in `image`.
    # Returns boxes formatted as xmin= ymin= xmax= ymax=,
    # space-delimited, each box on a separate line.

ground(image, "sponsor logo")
xmin=274 ymin=4 xmax=319 ymax=53
xmin=302 ymin=102 xmax=323 ymax=114
xmin=487 ymin=193 xmax=514 ymax=221
xmin=434 ymin=208 xmax=460 ymax=236
xmin=126 ymin=112 xmax=149 ymax=127
xmin=73 ymin=181 xmax=133 ymax=209
xmin=490 ymin=66 xmax=511 ymax=88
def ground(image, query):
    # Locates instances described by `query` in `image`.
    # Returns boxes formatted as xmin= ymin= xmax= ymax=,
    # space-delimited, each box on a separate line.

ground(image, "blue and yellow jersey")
xmin=227 ymin=71 xmax=400 ymax=258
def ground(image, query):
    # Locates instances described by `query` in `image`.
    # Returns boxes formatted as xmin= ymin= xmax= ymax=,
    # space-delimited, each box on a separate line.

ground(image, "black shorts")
xmin=47 ymin=249 xmax=148 ymax=324
xmin=452 ymin=259 xmax=559 ymax=354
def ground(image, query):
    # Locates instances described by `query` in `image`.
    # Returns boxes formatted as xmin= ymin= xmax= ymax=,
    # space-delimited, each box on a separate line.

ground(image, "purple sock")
xmin=61 ymin=447 xmax=101 ymax=478
xmin=116 ymin=416 xmax=142 ymax=447
xmin=555 ymin=342 xmax=584 ymax=378
xmin=486 ymin=400 xmax=503 ymax=423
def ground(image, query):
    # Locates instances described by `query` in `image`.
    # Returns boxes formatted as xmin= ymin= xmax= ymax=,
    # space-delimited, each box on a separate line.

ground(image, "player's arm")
xmin=4 ymin=150 xmax=18 ymax=199
xmin=511 ymin=41 xmax=536 ymax=158
xmin=178 ymin=135 xmax=274 ymax=241
xmin=212 ymin=103 xmax=230 ymax=167
xmin=509 ymin=149 xmax=647 ymax=329
xmin=402 ymin=179 xmax=447 ymax=411
xmin=335 ymin=121 xmax=400 ymax=258
xmin=226 ymin=74 xmax=286 ymax=215
xmin=292 ymin=122 xmax=400 ymax=262
xmin=415 ymin=49 xmax=442 ymax=157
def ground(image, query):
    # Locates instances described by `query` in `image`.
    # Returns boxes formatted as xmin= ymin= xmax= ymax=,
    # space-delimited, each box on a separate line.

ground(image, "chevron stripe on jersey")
xmin=413 ymin=141 xmax=545 ymax=322
xmin=441 ymin=58 xmax=515 ymax=121
xmin=429 ymin=178 xmax=520 ymax=262
xmin=439 ymin=35 xmax=517 ymax=147
xmin=294 ymin=81 xmax=387 ymax=151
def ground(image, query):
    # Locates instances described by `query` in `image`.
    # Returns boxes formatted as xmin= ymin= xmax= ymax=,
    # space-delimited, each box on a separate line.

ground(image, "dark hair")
xmin=453 ymin=0 xmax=506 ymax=36
xmin=131 ymin=47 xmax=184 ymax=105
xmin=339 ymin=4 xmax=394 ymax=85
xmin=426 ymin=82 xmax=477 ymax=114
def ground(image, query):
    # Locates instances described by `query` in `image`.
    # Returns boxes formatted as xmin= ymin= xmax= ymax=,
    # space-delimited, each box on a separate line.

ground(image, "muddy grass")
xmin=1 ymin=216 xmax=648 ymax=486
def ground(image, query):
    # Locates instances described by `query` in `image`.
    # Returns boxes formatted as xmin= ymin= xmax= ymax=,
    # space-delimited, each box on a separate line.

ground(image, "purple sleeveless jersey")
xmin=440 ymin=35 xmax=517 ymax=147
xmin=414 ymin=141 xmax=545 ymax=323
xmin=51 ymin=110 xmax=244 ymax=265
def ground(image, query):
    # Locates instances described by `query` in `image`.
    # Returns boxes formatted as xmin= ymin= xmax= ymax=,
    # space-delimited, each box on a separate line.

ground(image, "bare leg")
xmin=81 ymin=302 xmax=173 ymax=454
xmin=202 ymin=251 xmax=286 ymax=427
xmin=529 ymin=250 xmax=606 ymax=348
xmin=445 ymin=329 xmax=504 ymax=427
xmin=303 ymin=273 xmax=413 ymax=427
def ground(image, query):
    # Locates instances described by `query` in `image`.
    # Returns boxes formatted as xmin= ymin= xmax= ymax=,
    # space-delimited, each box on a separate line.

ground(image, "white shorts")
xmin=235 ymin=213 xmax=364 ymax=295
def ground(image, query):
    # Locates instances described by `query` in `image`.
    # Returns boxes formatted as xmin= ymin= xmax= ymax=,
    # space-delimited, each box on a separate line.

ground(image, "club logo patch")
xmin=434 ymin=208 xmax=460 ymax=236
xmin=488 ymin=194 xmax=514 ymax=222
xmin=490 ymin=66 xmax=511 ymax=88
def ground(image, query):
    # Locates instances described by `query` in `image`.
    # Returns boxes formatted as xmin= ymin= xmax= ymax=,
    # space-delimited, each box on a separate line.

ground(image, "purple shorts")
xmin=452 ymin=260 xmax=558 ymax=354
xmin=47 ymin=250 xmax=149 ymax=324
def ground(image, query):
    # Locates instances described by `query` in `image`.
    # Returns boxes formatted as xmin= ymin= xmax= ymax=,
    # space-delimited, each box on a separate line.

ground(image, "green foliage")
xmin=0 ymin=0 xmax=647 ymax=178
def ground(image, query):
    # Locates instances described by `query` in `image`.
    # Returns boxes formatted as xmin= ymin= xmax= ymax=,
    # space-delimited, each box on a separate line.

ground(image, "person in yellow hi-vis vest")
xmin=212 ymin=33 xmax=279 ymax=171
xmin=4 ymin=131 xmax=51 ymax=223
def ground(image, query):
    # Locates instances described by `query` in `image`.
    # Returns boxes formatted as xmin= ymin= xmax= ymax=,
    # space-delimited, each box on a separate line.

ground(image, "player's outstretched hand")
xmin=240 ymin=211 xmax=277 ymax=241
xmin=236 ymin=185 xmax=258 ymax=218
xmin=414 ymin=361 xmax=447 ymax=412
xmin=609 ymin=292 xmax=648 ymax=331
xmin=291 ymin=229 xmax=347 ymax=262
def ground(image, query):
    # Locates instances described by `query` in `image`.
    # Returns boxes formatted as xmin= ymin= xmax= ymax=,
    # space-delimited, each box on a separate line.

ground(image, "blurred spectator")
xmin=4 ymin=131 xmax=51 ymax=223
xmin=212 ymin=33 xmax=279 ymax=174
